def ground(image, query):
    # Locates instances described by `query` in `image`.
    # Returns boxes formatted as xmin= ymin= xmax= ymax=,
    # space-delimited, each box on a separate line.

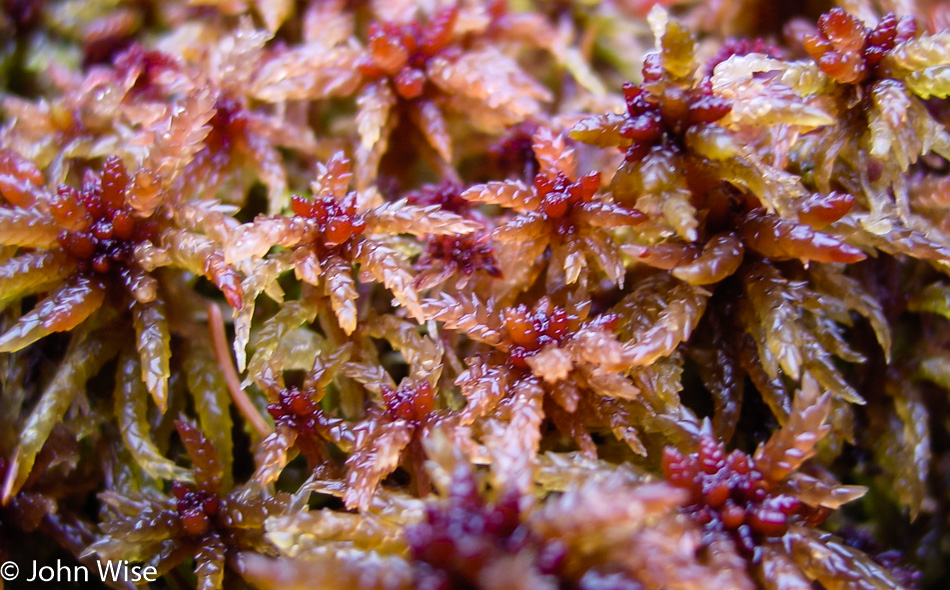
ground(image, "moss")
xmin=1 ymin=1 xmax=950 ymax=588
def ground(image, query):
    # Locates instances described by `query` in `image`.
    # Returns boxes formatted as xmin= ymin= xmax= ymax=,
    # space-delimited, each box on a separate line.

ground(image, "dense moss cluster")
xmin=2 ymin=0 xmax=950 ymax=588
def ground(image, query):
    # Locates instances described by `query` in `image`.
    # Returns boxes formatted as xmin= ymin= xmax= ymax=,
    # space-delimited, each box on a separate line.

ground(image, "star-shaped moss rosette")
xmin=0 ymin=151 xmax=241 ymax=397
xmin=405 ymin=181 xmax=502 ymax=292
xmin=335 ymin=312 xmax=451 ymax=511
xmin=0 ymin=149 xmax=248 ymax=498
xmin=352 ymin=1 xmax=552 ymax=186
xmin=747 ymin=7 xmax=950 ymax=241
xmin=226 ymin=151 xmax=480 ymax=365
xmin=573 ymin=8 xmax=834 ymax=243
xmin=154 ymin=19 xmax=325 ymax=213
xmin=89 ymin=421 xmax=287 ymax=590
xmin=248 ymin=336 xmax=353 ymax=488
xmin=422 ymin=283 xmax=709 ymax=491
xmin=461 ymin=128 xmax=645 ymax=293
xmin=662 ymin=375 xmax=907 ymax=589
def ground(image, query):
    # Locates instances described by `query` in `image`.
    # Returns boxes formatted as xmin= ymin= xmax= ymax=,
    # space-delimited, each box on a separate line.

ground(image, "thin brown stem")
xmin=208 ymin=303 xmax=271 ymax=439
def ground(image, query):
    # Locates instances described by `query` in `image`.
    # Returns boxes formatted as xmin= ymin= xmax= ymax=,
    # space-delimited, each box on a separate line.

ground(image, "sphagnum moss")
xmin=1 ymin=1 xmax=950 ymax=589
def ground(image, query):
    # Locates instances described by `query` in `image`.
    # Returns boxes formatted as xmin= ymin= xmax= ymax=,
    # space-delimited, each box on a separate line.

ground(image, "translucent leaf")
xmin=672 ymin=233 xmax=744 ymax=285
xmin=323 ymin=254 xmax=359 ymax=335
xmin=356 ymin=81 xmax=395 ymax=153
xmin=877 ymin=377 xmax=930 ymax=518
xmin=247 ymin=299 xmax=319 ymax=384
xmin=367 ymin=315 xmax=442 ymax=384
xmin=575 ymin=202 xmax=647 ymax=228
xmin=536 ymin=451 xmax=649 ymax=492
xmin=703 ymin=535 xmax=758 ymax=590
xmin=783 ymin=472 xmax=866 ymax=509
xmin=583 ymin=366 xmax=642 ymax=402
xmin=868 ymin=80 xmax=917 ymax=171
xmin=835 ymin=214 xmax=950 ymax=260
xmin=368 ymin=199 xmax=480 ymax=236
xmin=95 ymin=492 xmax=178 ymax=544
xmin=4 ymin=332 xmax=119 ymax=500
xmin=658 ymin=14 xmax=695 ymax=80
xmin=238 ymin=551 xmax=414 ymax=590
xmin=533 ymin=474 xmax=685 ymax=543
xmin=132 ymin=297 xmax=171 ymax=413
xmin=0 ymin=276 xmax=105 ymax=353
xmin=253 ymin=424 xmax=296 ymax=487
xmin=344 ymin=414 xmax=413 ymax=511
xmin=482 ymin=377 xmax=544 ymax=494
xmin=250 ymin=43 xmax=360 ymax=103
xmin=146 ymin=90 xmax=216 ymax=190
xmin=343 ymin=361 xmax=396 ymax=394
xmin=356 ymin=239 xmax=423 ymax=321
xmin=313 ymin=151 xmax=354 ymax=199
xmin=183 ymin=341 xmax=234 ymax=488
xmin=227 ymin=217 xmax=311 ymax=263
xmin=428 ymin=47 xmax=550 ymax=129
xmin=195 ymin=535 xmax=226 ymax=590
xmin=532 ymin=128 xmax=577 ymax=178
xmin=625 ymin=517 xmax=745 ymax=590
xmin=657 ymin=189 xmax=697 ymax=242
xmin=525 ymin=343 xmax=574 ymax=383
xmin=904 ymin=65 xmax=950 ymax=98
xmin=617 ymin=281 xmax=708 ymax=367
xmin=268 ymin=324 xmax=329 ymax=379
xmin=290 ymin=248 xmax=322 ymax=288
xmin=685 ymin=124 xmax=742 ymax=161
xmin=176 ymin=420 xmax=223 ymax=494
xmin=569 ymin=325 xmax=629 ymax=372
xmin=808 ymin=265 xmax=891 ymax=361
xmin=115 ymin=350 xmax=193 ymax=483
xmin=457 ymin=357 xmax=509 ymax=423
xmin=757 ymin=542 xmax=812 ymax=590
xmin=886 ymin=33 xmax=950 ymax=73
xmin=303 ymin=0 xmax=354 ymax=46
xmin=738 ymin=335 xmax=791 ymax=423
xmin=410 ymin=98 xmax=452 ymax=162
xmin=570 ymin=113 xmax=628 ymax=148
xmin=711 ymin=58 xmax=833 ymax=128
xmin=755 ymin=374 xmax=830 ymax=485
xmin=741 ymin=210 xmax=866 ymax=264
xmin=235 ymin=255 xmax=289 ymax=371
xmin=690 ymin=333 xmax=743 ymax=442
xmin=461 ymin=180 xmax=534 ymax=211
xmin=421 ymin=291 xmax=503 ymax=346
xmin=272 ymin=509 xmax=406 ymax=554
xmin=580 ymin=230 xmax=625 ymax=286
xmin=742 ymin=264 xmax=805 ymax=380
xmin=0 ymin=148 xmax=44 ymax=207
xmin=307 ymin=342 xmax=354 ymax=392
xmin=0 ymin=251 xmax=75 ymax=306
xmin=549 ymin=239 xmax=586 ymax=287
xmin=0 ymin=207 xmax=61 ymax=248
xmin=355 ymin=114 xmax=397 ymax=190
xmin=164 ymin=230 xmax=243 ymax=309
xmin=623 ymin=150 xmax=696 ymax=238
xmin=785 ymin=526 xmax=905 ymax=590
xmin=120 ymin=264 xmax=160 ymax=304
